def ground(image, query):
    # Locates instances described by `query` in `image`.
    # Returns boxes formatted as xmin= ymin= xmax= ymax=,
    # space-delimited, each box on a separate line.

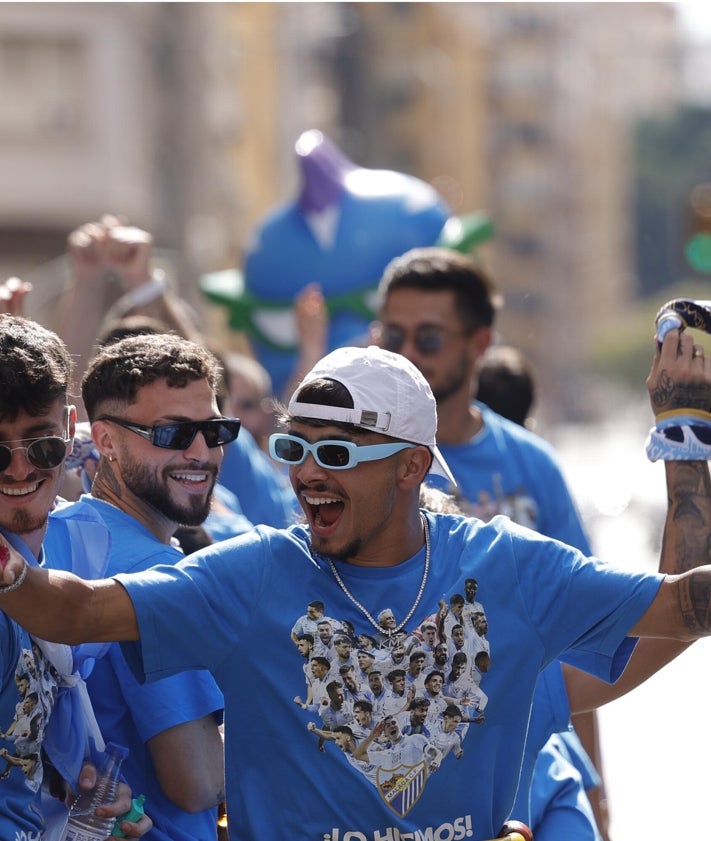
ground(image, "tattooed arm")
xmin=565 ymin=328 xmax=711 ymax=713
xmin=634 ymin=328 xmax=711 ymax=638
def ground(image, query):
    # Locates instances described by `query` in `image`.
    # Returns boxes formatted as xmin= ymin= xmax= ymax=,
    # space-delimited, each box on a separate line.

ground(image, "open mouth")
xmin=303 ymin=492 xmax=345 ymax=529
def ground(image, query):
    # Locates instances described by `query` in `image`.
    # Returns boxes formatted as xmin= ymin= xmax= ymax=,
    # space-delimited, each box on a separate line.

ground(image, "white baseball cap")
xmin=288 ymin=345 xmax=456 ymax=485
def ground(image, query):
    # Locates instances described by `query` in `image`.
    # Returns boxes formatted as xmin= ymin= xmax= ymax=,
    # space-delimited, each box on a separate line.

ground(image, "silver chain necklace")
xmin=316 ymin=514 xmax=430 ymax=637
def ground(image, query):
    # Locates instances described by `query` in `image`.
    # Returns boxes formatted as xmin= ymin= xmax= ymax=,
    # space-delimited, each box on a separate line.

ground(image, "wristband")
xmin=655 ymin=408 xmax=711 ymax=425
xmin=646 ymin=424 xmax=711 ymax=462
xmin=0 ymin=560 xmax=28 ymax=594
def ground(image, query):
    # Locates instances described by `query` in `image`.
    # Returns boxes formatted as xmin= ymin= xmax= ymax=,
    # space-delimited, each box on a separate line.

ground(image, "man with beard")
xmin=4 ymin=337 xmax=711 ymax=840
xmin=44 ymin=332 xmax=230 ymax=841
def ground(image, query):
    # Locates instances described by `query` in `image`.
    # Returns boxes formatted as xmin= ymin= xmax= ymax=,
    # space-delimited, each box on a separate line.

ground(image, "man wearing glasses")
xmin=1 ymin=338 xmax=711 ymax=841
xmin=0 ymin=315 xmax=153 ymax=838
xmin=44 ymin=332 xmax=232 ymax=841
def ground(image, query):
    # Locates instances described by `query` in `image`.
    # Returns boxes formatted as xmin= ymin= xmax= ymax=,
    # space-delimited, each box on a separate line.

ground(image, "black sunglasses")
xmin=378 ymin=325 xmax=466 ymax=356
xmin=98 ymin=416 xmax=241 ymax=449
xmin=0 ymin=436 xmax=70 ymax=472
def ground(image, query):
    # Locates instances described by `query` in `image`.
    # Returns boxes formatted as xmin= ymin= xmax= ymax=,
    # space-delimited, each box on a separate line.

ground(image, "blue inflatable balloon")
xmin=201 ymin=130 xmax=492 ymax=395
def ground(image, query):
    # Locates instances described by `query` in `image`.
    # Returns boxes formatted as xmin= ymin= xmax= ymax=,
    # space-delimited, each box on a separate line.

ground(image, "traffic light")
xmin=684 ymin=182 xmax=711 ymax=275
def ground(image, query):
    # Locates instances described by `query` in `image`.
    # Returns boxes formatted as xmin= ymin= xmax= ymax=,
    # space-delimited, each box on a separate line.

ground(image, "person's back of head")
xmin=0 ymin=314 xmax=72 ymax=420
xmin=81 ymin=332 xmax=221 ymax=420
xmin=476 ymin=345 xmax=536 ymax=427
xmin=377 ymin=247 xmax=503 ymax=331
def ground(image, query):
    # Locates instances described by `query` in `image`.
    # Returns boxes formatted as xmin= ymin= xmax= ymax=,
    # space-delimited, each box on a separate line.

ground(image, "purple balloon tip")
xmin=296 ymin=130 xmax=357 ymax=213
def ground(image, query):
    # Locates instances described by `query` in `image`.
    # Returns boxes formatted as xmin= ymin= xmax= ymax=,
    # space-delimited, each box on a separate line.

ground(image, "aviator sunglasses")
xmin=0 ymin=435 xmax=70 ymax=472
xmin=98 ymin=416 xmax=241 ymax=449
xmin=269 ymin=433 xmax=415 ymax=470
xmin=377 ymin=324 xmax=468 ymax=356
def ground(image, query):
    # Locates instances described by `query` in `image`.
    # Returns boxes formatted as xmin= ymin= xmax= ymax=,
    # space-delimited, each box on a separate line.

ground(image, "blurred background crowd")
xmin=1 ymin=2 xmax=710 ymax=423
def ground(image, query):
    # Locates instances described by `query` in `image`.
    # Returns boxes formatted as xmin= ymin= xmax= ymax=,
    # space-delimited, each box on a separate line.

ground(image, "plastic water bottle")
xmin=60 ymin=742 xmax=129 ymax=841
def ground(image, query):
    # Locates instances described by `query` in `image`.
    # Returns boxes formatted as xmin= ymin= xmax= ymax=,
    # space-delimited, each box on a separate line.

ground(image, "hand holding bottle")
xmin=61 ymin=744 xmax=152 ymax=840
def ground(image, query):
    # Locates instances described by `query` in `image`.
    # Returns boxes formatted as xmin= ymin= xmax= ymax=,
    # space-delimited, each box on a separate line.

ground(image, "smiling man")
xmin=0 ymin=314 xmax=153 ymax=839
xmin=2 ymin=339 xmax=711 ymax=841
xmin=44 ymin=333 xmax=231 ymax=841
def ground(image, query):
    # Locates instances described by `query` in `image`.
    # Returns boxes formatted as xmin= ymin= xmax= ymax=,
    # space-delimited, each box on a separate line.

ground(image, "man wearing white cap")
xmin=0 ymin=336 xmax=710 ymax=841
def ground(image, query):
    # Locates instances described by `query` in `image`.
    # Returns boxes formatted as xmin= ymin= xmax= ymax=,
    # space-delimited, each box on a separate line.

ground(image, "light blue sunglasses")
xmin=269 ymin=433 xmax=415 ymax=470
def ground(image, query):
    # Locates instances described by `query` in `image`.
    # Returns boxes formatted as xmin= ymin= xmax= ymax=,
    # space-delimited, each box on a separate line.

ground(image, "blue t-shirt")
xmin=116 ymin=513 xmax=661 ymax=841
xmin=517 ymin=664 xmax=601 ymax=835
xmin=426 ymin=402 xmax=599 ymax=826
xmin=46 ymin=497 xmax=224 ymax=841
xmin=529 ymin=733 xmax=602 ymax=841
xmin=427 ymin=402 xmax=591 ymax=553
xmin=0 ymin=532 xmax=60 ymax=841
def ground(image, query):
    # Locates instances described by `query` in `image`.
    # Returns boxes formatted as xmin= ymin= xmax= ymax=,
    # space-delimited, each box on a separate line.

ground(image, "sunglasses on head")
xmin=269 ymin=433 xmax=415 ymax=470
xmin=0 ymin=435 xmax=70 ymax=472
xmin=378 ymin=325 xmax=466 ymax=356
xmin=98 ymin=416 xmax=241 ymax=449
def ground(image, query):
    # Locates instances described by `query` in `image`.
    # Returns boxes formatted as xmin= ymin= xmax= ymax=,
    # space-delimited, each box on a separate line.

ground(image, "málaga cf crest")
xmin=376 ymin=762 xmax=428 ymax=817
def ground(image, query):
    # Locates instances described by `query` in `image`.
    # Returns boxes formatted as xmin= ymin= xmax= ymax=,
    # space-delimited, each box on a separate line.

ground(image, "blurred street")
xmin=551 ymin=398 xmax=711 ymax=839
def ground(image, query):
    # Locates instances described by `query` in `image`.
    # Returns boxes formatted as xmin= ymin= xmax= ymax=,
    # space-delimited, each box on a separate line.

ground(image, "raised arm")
xmin=565 ymin=327 xmax=711 ymax=713
xmin=0 ymin=541 xmax=138 ymax=644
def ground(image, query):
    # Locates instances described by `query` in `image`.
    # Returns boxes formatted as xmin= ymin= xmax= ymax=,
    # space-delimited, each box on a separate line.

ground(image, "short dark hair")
xmin=0 ymin=315 xmax=72 ymax=421
xmin=377 ymin=247 xmax=503 ymax=331
xmin=278 ymin=377 xmax=359 ymax=434
xmin=424 ymin=669 xmax=445 ymax=685
xmin=476 ymin=345 xmax=536 ymax=426
xmin=81 ymin=333 xmax=221 ymax=420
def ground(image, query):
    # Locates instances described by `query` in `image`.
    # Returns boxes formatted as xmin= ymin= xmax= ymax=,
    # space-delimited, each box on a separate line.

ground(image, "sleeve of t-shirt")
xmin=107 ymin=644 xmax=223 ymax=742
xmin=506 ymin=524 xmax=663 ymax=681
xmin=117 ymin=526 xmax=274 ymax=682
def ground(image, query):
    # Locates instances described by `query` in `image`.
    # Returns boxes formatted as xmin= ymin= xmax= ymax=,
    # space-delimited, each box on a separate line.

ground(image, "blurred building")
xmin=319 ymin=2 xmax=681 ymax=419
xmin=0 ymin=1 xmax=682 ymax=420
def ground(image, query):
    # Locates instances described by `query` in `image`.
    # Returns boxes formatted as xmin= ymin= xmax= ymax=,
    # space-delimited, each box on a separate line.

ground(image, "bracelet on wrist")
xmin=655 ymin=408 xmax=711 ymax=425
xmin=0 ymin=560 xmax=28 ymax=595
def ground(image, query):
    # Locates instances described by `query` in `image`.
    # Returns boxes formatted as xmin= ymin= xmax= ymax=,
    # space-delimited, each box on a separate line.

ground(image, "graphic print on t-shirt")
xmin=0 ymin=641 xmax=60 ymax=791
xmin=445 ymin=472 xmax=538 ymax=530
xmin=290 ymin=581 xmax=490 ymax=816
